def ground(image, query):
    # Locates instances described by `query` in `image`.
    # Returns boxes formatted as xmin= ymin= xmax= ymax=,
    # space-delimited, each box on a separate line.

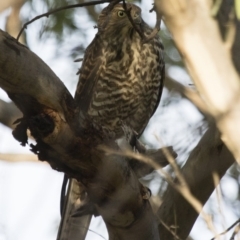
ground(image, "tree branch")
xmin=0 ymin=29 xmax=161 ymax=240
xmin=0 ymin=153 xmax=40 ymax=162
xmin=157 ymin=123 xmax=234 ymax=239
xmin=156 ymin=0 xmax=240 ymax=163
xmin=16 ymin=0 xmax=122 ymax=41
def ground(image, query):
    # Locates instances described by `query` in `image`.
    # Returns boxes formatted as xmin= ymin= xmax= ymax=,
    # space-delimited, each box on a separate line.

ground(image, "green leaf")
xmin=211 ymin=0 xmax=222 ymax=17
xmin=235 ymin=0 xmax=240 ymax=20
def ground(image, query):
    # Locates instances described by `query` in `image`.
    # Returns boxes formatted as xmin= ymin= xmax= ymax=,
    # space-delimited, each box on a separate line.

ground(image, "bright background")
xmin=0 ymin=1 xmax=239 ymax=239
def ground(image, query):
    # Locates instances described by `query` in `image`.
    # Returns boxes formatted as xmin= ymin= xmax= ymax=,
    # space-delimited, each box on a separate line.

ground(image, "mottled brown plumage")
xmin=75 ymin=3 xmax=165 ymax=138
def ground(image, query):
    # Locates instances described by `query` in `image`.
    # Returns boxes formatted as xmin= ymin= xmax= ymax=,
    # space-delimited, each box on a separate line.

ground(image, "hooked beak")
xmin=130 ymin=11 xmax=142 ymax=25
xmin=133 ymin=15 xmax=142 ymax=25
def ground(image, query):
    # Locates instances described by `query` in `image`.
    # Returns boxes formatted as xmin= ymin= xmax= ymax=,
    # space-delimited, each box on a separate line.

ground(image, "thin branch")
xmin=157 ymin=124 xmax=234 ymax=239
xmin=143 ymin=3 xmax=162 ymax=43
xmin=0 ymin=153 xmax=40 ymax=163
xmin=122 ymin=0 xmax=145 ymax=39
xmin=16 ymin=0 xmax=122 ymax=41
xmin=230 ymin=224 xmax=240 ymax=240
xmin=154 ymin=137 xmax=188 ymax=189
xmin=210 ymin=219 xmax=240 ymax=240
xmin=153 ymin=135 xmax=219 ymax=236
xmin=212 ymin=172 xmax=226 ymax=231
xmin=99 ymin=144 xmax=217 ymax=236
xmin=80 ymin=227 xmax=107 ymax=240
xmin=122 ymin=1 xmax=162 ymax=43
xmin=158 ymin=218 xmax=182 ymax=240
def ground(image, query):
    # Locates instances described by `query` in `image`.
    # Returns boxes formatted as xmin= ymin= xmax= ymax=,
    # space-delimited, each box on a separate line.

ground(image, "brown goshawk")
xmin=75 ymin=3 xmax=165 ymax=138
xmin=59 ymin=3 xmax=166 ymax=227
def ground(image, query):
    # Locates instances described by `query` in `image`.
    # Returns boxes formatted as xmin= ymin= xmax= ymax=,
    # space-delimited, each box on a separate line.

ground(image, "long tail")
xmin=56 ymin=177 xmax=92 ymax=240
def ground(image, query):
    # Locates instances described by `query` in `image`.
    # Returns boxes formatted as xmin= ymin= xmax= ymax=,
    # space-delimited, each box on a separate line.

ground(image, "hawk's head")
xmin=97 ymin=3 xmax=142 ymax=38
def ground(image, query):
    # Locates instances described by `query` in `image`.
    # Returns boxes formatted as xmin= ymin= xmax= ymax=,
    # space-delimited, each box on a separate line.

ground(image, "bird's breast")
xmin=88 ymin=37 xmax=162 ymax=136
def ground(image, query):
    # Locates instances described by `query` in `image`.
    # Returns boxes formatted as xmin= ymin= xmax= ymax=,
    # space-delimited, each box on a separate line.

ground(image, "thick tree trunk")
xmin=156 ymin=0 xmax=240 ymax=163
xmin=156 ymin=0 xmax=238 ymax=238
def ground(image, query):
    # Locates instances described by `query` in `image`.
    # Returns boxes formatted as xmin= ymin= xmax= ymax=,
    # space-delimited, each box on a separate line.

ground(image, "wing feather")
xmin=151 ymin=43 xmax=165 ymax=118
xmin=74 ymin=34 xmax=102 ymax=113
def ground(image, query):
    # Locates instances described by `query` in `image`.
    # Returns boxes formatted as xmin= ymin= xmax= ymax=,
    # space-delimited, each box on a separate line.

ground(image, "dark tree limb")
xmin=157 ymin=123 xmax=234 ymax=239
xmin=0 ymin=29 xmax=162 ymax=240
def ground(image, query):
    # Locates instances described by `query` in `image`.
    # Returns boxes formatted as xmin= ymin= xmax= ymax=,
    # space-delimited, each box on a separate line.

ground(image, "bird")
xmin=58 ymin=4 xmax=166 ymax=233
xmin=74 ymin=3 xmax=165 ymax=139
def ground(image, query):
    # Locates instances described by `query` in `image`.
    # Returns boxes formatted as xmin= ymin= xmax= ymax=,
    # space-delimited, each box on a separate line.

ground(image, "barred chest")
xmin=88 ymin=33 xmax=163 ymax=136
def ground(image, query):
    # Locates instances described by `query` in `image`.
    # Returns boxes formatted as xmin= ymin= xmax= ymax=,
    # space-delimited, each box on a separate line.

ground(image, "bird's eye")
xmin=117 ymin=10 xmax=126 ymax=17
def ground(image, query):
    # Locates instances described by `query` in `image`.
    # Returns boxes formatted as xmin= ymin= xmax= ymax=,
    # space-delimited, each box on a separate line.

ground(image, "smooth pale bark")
xmin=0 ymin=0 xmax=25 ymax=12
xmin=0 ymin=0 xmax=26 ymax=44
xmin=156 ymin=0 xmax=238 ymax=238
xmin=156 ymin=0 xmax=240 ymax=164
xmin=0 ymin=29 xmax=160 ymax=240
xmin=4 ymin=0 xmax=26 ymax=44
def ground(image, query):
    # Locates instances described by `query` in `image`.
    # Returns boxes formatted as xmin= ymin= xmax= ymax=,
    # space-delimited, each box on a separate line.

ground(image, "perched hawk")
xmin=75 ymin=3 xmax=165 ymax=138
xmin=58 ymin=4 xmax=165 ymax=234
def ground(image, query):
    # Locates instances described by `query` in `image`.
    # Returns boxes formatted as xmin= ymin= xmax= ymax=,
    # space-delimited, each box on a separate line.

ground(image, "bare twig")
xmin=122 ymin=1 xmax=162 ymax=43
xmin=153 ymin=136 xmax=218 ymax=236
xmin=212 ymin=172 xmax=226 ymax=232
xmin=158 ymin=218 xmax=182 ymax=240
xmin=85 ymin=228 xmax=107 ymax=240
xmin=16 ymin=0 xmax=121 ymax=41
xmin=143 ymin=3 xmax=162 ymax=43
xmin=210 ymin=219 xmax=240 ymax=240
xmin=122 ymin=0 xmax=145 ymax=39
xmin=99 ymin=144 xmax=217 ymax=236
xmin=0 ymin=154 xmax=40 ymax=163
xmin=154 ymin=138 xmax=188 ymax=188
xmin=74 ymin=58 xmax=83 ymax=62
xmin=230 ymin=224 xmax=240 ymax=240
